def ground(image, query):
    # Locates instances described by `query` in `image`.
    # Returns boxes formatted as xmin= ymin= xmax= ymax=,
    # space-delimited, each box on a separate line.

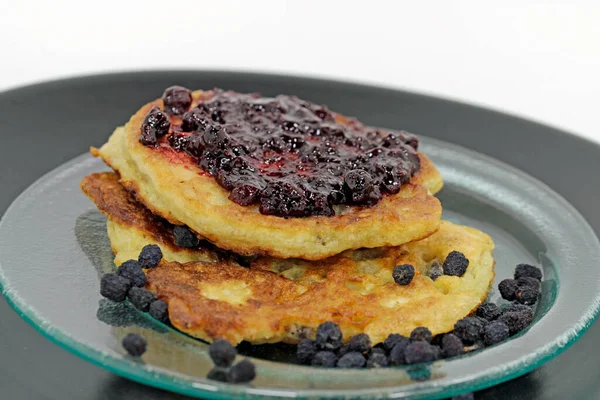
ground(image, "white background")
xmin=2 ymin=1 xmax=599 ymax=142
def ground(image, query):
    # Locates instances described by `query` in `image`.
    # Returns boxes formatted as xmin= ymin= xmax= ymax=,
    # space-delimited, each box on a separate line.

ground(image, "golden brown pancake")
xmin=81 ymin=172 xmax=494 ymax=345
xmin=94 ymin=89 xmax=443 ymax=260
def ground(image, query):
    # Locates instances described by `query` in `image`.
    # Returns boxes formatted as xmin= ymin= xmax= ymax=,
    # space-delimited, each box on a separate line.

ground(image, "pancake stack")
xmin=81 ymin=87 xmax=495 ymax=346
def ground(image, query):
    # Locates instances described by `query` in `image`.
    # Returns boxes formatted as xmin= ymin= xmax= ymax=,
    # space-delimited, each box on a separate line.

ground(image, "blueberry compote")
xmin=140 ymin=87 xmax=421 ymax=218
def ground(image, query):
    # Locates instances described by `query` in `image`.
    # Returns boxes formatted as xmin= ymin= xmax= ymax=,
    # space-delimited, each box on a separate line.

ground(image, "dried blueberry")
xmin=148 ymin=299 xmax=169 ymax=323
xmin=383 ymin=333 xmax=410 ymax=353
xmin=366 ymin=351 xmax=389 ymax=368
xmin=443 ymin=251 xmax=469 ymax=276
xmin=441 ymin=333 xmax=464 ymax=358
xmin=410 ymin=327 xmax=433 ymax=343
xmin=514 ymin=263 xmax=542 ymax=281
xmin=296 ymin=339 xmax=318 ymax=365
xmin=140 ymin=107 xmax=170 ymax=145
xmin=209 ymin=339 xmax=237 ymax=367
xmin=393 ymin=264 xmax=415 ymax=285
xmin=162 ymin=86 xmax=192 ymax=116
xmin=138 ymin=244 xmax=162 ymax=269
xmin=515 ymin=285 xmax=539 ymax=305
xmin=100 ymin=273 xmax=131 ymax=302
xmin=127 ymin=287 xmax=157 ymax=312
xmin=206 ymin=367 xmax=228 ymax=382
xmin=389 ymin=340 xmax=410 ymax=365
xmin=476 ymin=302 xmax=501 ymax=321
xmin=117 ymin=260 xmax=146 ymax=288
xmin=453 ymin=317 xmax=485 ymax=344
xmin=315 ymin=321 xmax=343 ymax=351
xmin=348 ymin=333 xmax=372 ymax=354
xmin=498 ymin=311 xmax=534 ymax=336
xmin=312 ymin=351 xmax=338 ymax=367
xmin=173 ymin=226 xmax=200 ymax=248
xmin=404 ymin=342 xmax=441 ymax=365
xmin=227 ymin=359 xmax=256 ymax=383
xmin=122 ymin=333 xmax=147 ymax=356
xmin=483 ymin=321 xmax=510 ymax=346
xmin=428 ymin=260 xmax=444 ymax=281
xmin=336 ymin=352 xmax=366 ymax=368
xmin=498 ymin=279 xmax=518 ymax=301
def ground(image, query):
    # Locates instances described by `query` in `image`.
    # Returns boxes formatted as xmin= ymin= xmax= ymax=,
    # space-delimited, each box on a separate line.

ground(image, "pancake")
xmin=81 ymin=172 xmax=494 ymax=345
xmin=94 ymin=89 xmax=443 ymax=260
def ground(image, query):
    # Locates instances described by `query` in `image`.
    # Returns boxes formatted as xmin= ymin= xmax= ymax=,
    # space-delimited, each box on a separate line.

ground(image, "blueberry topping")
xmin=393 ymin=264 xmax=415 ymax=285
xmin=476 ymin=302 xmax=502 ymax=321
xmin=483 ymin=321 xmax=510 ymax=345
xmin=296 ymin=339 xmax=318 ymax=365
xmin=173 ymin=226 xmax=200 ymax=248
xmin=311 ymin=351 xmax=338 ymax=367
xmin=138 ymin=244 xmax=162 ymax=269
xmin=141 ymin=90 xmax=421 ymax=218
xmin=441 ymin=333 xmax=464 ymax=358
xmin=443 ymin=251 xmax=469 ymax=276
xmin=122 ymin=333 xmax=147 ymax=356
xmin=403 ymin=342 xmax=441 ymax=365
xmin=148 ymin=299 xmax=169 ymax=323
xmin=209 ymin=339 xmax=237 ymax=367
xmin=227 ymin=359 xmax=256 ymax=383
xmin=336 ymin=351 xmax=366 ymax=368
xmin=514 ymin=263 xmax=542 ymax=281
xmin=127 ymin=287 xmax=157 ymax=312
xmin=410 ymin=327 xmax=433 ymax=343
xmin=162 ymin=86 xmax=192 ymax=116
xmin=100 ymin=273 xmax=131 ymax=302
xmin=347 ymin=333 xmax=372 ymax=354
xmin=315 ymin=321 xmax=343 ymax=351
xmin=117 ymin=260 xmax=146 ymax=288
xmin=140 ymin=107 xmax=170 ymax=145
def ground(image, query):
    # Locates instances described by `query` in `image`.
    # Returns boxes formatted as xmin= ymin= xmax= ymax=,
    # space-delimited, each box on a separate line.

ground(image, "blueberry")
xmin=403 ymin=342 xmax=441 ymax=365
xmin=117 ymin=260 xmax=146 ymax=288
xmin=370 ymin=347 xmax=387 ymax=356
xmin=366 ymin=351 xmax=388 ymax=368
xmin=389 ymin=340 xmax=410 ymax=365
xmin=140 ymin=107 xmax=170 ymax=145
xmin=209 ymin=339 xmax=237 ymax=367
xmin=515 ymin=285 xmax=539 ymax=305
xmin=337 ymin=344 xmax=351 ymax=357
xmin=453 ymin=317 xmax=485 ymax=343
xmin=173 ymin=226 xmax=200 ymax=248
xmin=206 ymin=367 xmax=228 ymax=382
xmin=296 ymin=339 xmax=318 ymax=365
xmin=443 ymin=251 xmax=469 ymax=276
xmin=393 ymin=264 xmax=415 ymax=285
xmin=162 ymin=86 xmax=192 ymax=116
xmin=336 ymin=351 xmax=366 ymax=368
xmin=441 ymin=333 xmax=464 ymax=358
xmin=127 ymin=287 xmax=157 ymax=312
xmin=517 ymin=276 xmax=541 ymax=290
xmin=383 ymin=333 xmax=410 ymax=353
xmin=410 ymin=327 xmax=432 ymax=343
xmin=428 ymin=260 xmax=444 ymax=281
xmin=504 ymin=302 xmax=533 ymax=315
xmin=181 ymin=107 xmax=208 ymax=132
xmin=311 ymin=351 xmax=338 ymax=367
xmin=483 ymin=321 xmax=510 ymax=346
xmin=476 ymin=303 xmax=501 ymax=321
xmin=498 ymin=311 xmax=534 ymax=336
xmin=348 ymin=333 xmax=372 ymax=354
xmin=498 ymin=279 xmax=518 ymax=301
xmin=344 ymin=169 xmax=380 ymax=203
xmin=138 ymin=244 xmax=162 ymax=269
xmin=315 ymin=321 xmax=343 ymax=351
xmin=100 ymin=273 xmax=131 ymax=302
xmin=148 ymin=299 xmax=169 ymax=323
xmin=229 ymin=184 xmax=261 ymax=206
xmin=514 ymin=264 xmax=542 ymax=281
xmin=227 ymin=359 xmax=256 ymax=383
xmin=122 ymin=333 xmax=147 ymax=356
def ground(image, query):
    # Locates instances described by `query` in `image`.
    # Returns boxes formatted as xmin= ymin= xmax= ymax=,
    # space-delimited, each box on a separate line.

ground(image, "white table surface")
xmin=2 ymin=0 xmax=599 ymax=142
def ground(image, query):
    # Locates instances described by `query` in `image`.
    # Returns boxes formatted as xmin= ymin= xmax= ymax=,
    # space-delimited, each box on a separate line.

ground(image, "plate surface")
xmin=1 ymin=71 xmax=600 ymax=399
xmin=1 ymin=130 xmax=599 ymax=399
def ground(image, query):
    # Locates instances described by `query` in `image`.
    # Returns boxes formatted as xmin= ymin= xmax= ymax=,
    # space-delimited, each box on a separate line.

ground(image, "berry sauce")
xmin=140 ymin=88 xmax=421 ymax=218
